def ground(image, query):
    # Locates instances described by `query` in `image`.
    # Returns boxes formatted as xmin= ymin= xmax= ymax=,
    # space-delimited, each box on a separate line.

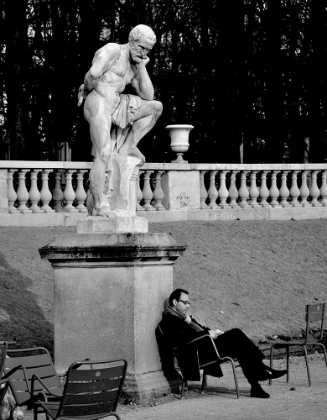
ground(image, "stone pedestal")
xmin=39 ymin=231 xmax=186 ymax=403
xmin=77 ymin=215 xmax=148 ymax=233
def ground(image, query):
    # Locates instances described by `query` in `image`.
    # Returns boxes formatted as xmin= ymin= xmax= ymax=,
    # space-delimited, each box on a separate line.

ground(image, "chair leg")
xmin=181 ymin=378 xmax=187 ymax=399
xmin=269 ymin=345 xmax=274 ymax=385
xmin=286 ymin=347 xmax=290 ymax=383
xmin=303 ymin=345 xmax=311 ymax=387
xmin=230 ymin=361 xmax=240 ymax=399
xmin=201 ymin=373 xmax=207 ymax=394
xmin=316 ymin=343 xmax=327 ymax=369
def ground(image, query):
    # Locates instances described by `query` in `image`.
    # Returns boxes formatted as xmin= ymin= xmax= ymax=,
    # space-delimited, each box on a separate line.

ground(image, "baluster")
xmin=229 ymin=171 xmax=239 ymax=208
xmin=208 ymin=171 xmax=218 ymax=209
xmin=259 ymin=171 xmax=270 ymax=208
xmin=290 ymin=170 xmax=301 ymax=207
xmin=279 ymin=171 xmax=290 ymax=208
xmin=40 ymin=169 xmax=55 ymax=212
xmin=218 ymin=170 xmax=230 ymax=209
xmin=320 ymin=170 xmax=327 ymax=206
xmin=310 ymin=170 xmax=321 ymax=207
xmin=238 ymin=171 xmax=249 ymax=208
xmin=53 ymin=170 xmax=64 ymax=212
xmin=136 ymin=170 xmax=144 ymax=211
xmin=63 ymin=170 xmax=78 ymax=212
xmin=299 ymin=170 xmax=310 ymax=207
xmin=269 ymin=171 xmax=281 ymax=208
xmin=7 ymin=169 xmax=18 ymax=213
xmin=142 ymin=170 xmax=155 ymax=211
xmin=29 ymin=169 xmax=43 ymax=213
xmin=153 ymin=170 xmax=166 ymax=211
xmin=200 ymin=171 xmax=209 ymax=209
xmin=75 ymin=170 xmax=87 ymax=212
xmin=17 ymin=169 xmax=32 ymax=213
xmin=249 ymin=171 xmax=260 ymax=207
xmin=0 ymin=169 xmax=8 ymax=213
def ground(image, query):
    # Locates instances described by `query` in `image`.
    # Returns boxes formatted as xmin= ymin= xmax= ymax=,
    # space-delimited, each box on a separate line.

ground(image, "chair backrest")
xmin=155 ymin=323 xmax=177 ymax=375
xmin=57 ymin=359 xmax=127 ymax=418
xmin=0 ymin=343 xmax=8 ymax=378
xmin=4 ymin=347 xmax=62 ymax=407
xmin=305 ymin=303 xmax=326 ymax=341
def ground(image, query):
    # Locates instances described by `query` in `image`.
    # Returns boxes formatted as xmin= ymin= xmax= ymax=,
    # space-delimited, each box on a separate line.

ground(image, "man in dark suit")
xmin=160 ymin=288 xmax=287 ymax=398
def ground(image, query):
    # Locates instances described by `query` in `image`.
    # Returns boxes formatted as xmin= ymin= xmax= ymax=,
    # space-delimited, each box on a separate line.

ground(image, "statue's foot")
xmin=96 ymin=205 xmax=117 ymax=218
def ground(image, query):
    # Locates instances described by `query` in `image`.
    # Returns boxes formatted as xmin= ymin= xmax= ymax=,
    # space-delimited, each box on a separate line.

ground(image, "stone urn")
xmin=166 ymin=124 xmax=194 ymax=163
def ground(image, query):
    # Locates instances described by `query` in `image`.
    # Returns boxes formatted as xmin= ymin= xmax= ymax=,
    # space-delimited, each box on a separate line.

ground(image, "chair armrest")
xmin=179 ymin=334 xmax=235 ymax=364
xmin=31 ymin=374 xmax=63 ymax=399
xmin=185 ymin=334 xmax=218 ymax=351
xmin=1 ymin=364 xmax=24 ymax=380
xmin=33 ymin=390 xmax=62 ymax=404
xmin=177 ymin=334 xmax=221 ymax=357
xmin=0 ymin=378 xmax=9 ymax=386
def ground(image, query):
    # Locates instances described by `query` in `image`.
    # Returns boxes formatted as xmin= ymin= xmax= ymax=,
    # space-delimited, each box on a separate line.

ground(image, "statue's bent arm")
xmin=130 ymin=62 xmax=154 ymax=101
xmin=84 ymin=43 xmax=121 ymax=93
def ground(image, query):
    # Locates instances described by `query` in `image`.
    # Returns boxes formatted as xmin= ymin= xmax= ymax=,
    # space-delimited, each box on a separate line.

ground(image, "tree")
xmin=0 ymin=0 xmax=327 ymax=163
xmin=2 ymin=0 xmax=29 ymax=159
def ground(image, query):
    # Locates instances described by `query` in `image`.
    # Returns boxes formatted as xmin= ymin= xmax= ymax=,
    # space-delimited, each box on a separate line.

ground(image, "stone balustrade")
xmin=1 ymin=161 xmax=327 ymax=226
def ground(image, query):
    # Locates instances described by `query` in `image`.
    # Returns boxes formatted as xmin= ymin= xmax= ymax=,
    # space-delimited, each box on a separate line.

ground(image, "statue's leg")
xmin=118 ymin=100 xmax=163 ymax=161
xmin=86 ymin=100 xmax=116 ymax=218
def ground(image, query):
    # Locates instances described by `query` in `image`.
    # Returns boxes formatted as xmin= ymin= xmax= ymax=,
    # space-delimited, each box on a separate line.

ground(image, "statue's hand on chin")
xmin=132 ymin=56 xmax=149 ymax=66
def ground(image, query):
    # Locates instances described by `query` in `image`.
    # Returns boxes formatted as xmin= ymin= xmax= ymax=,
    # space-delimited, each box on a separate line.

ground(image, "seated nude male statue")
xmin=78 ymin=25 xmax=162 ymax=217
xmin=160 ymin=288 xmax=287 ymax=398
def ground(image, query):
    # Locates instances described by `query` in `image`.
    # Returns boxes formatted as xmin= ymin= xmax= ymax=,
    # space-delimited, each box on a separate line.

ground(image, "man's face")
xmin=129 ymin=37 xmax=154 ymax=63
xmin=173 ymin=292 xmax=190 ymax=316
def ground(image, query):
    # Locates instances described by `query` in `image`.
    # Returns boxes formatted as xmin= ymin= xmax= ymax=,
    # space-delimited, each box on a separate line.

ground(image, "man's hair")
xmin=168 ymin=288 xmax=188 ymax=306
xmin=129 ymin=24 xmax=156 ymax=44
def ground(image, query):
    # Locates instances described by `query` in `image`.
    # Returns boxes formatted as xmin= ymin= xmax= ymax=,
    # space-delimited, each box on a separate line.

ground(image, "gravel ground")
xmin=0 ymin=219 xmax=327 ymax=350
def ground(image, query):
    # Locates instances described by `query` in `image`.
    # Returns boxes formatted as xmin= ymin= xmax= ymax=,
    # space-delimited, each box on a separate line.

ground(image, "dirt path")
xmin=0 ymin=219 xmax=326 ymax=349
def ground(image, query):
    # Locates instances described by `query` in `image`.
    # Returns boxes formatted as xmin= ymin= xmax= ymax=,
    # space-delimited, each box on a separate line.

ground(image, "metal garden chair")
xmin=269 ymin=303 xmax=327 ymax=386
xmin=34 ymin=359 xmax=127 ymax=420
xmin=1 ymin=347 xmax=63 ymax=419
xmin=156 ymin=323 xmax=239 ymax=398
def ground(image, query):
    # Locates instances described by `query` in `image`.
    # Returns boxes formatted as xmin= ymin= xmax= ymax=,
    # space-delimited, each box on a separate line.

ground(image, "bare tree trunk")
xmin=263 ymin=0 xmax=284 ymax=163
xmin=3 ymin=0 xmax=28 ymax=159
xmin=306 ymin=0 xmax=327 ymax=162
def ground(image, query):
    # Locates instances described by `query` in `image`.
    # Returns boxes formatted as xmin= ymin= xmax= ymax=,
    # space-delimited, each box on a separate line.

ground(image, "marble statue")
xmin=78 ymin=25 xmax=162 ymax=217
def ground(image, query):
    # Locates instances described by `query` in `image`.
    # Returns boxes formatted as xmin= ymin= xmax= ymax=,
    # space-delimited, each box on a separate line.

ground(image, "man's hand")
xmin=184 ymin=315 xmax=192 ymax=324
xmin=209 ymin=329 xmax=224 ymax=339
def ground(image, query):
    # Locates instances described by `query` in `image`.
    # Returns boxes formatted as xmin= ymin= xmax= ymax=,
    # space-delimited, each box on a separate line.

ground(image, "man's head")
xmin=128 ymin=25 xmax=156 ymax=63
xmin=169 ymin=288 xmax=190 ymax=316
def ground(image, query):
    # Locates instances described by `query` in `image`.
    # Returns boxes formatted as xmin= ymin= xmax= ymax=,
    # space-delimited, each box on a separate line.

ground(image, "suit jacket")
xmin=157 ymin=311 xmax=223 ymax=381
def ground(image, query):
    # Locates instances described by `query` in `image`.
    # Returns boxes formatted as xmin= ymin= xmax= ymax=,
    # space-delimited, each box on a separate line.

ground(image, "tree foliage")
xmin=0 ymin=0 xmax=326 ymax=163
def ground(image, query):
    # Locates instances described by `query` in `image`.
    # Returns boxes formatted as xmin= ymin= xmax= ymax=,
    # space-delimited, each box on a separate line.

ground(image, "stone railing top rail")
xmin=1 ymin=160 xmax=327 ymax=171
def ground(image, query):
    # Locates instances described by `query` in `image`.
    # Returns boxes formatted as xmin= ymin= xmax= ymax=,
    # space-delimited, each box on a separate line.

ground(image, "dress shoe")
xmin=251 ymin=384 xmax=270 ymax=398
xmin=257 ymin=367 xmax=287 ymax=381
xmin=267 ymin=367 xmax=288 ymax=379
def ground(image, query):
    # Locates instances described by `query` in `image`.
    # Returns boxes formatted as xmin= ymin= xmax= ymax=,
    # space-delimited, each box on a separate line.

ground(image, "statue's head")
xmin=128 ymin=25 xmax=156 ymax=46
xmin=128 ymin=25 xmax=156 ymax=64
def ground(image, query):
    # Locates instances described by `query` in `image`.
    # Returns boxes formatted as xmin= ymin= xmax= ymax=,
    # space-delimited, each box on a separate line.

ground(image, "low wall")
xmin=1 ymin=161 xmax=327 ymax=226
